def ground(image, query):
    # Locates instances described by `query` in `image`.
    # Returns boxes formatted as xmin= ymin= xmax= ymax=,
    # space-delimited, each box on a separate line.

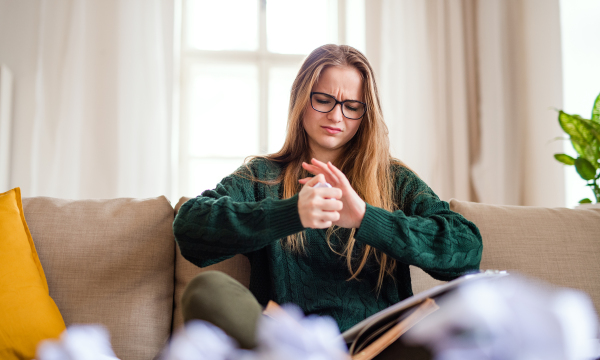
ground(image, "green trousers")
xmin=181 ymin=271 xmax=263 ymax=349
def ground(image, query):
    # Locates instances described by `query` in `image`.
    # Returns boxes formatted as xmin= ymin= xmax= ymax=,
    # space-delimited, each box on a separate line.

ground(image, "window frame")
xmin=173 ymin=0 xmax=371 ymax=199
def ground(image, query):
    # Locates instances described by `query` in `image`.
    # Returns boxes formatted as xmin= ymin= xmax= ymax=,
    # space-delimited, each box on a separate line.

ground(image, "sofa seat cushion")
xmin=450 ymin=200 xmax=600 ymax=313
xmin=22 ymin=196 xmax=175 ymax=360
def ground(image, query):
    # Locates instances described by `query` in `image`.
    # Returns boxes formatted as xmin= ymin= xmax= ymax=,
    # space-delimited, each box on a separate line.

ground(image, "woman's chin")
xmin=314 ymin=140 xmax=345 ymax=153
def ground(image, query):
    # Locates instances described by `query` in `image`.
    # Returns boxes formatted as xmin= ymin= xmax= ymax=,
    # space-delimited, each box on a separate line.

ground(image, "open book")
xmin=341 ymin=270 xmax=508 ymax=360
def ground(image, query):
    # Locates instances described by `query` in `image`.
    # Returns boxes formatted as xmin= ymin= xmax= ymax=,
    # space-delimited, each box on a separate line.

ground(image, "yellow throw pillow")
xmin=0 ymin=188 xmax=66 ymax=360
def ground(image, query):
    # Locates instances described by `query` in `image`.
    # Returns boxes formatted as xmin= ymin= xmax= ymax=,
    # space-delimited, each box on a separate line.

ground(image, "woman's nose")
xmin=328 ymin=103 xmax=344 ymax=122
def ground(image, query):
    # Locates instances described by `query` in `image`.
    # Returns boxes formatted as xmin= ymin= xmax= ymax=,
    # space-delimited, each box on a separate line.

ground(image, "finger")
xmin=305 ymin=161 xmax=337 ymax=185
xmin=311 ymin=158 xmax=327 ymax=166
xmin=319 ymin=211 xmax=340 ymax=222
xmin=310 ymin=158 xmax=340 ymax=184
xmin=302 ymin=162 xmax=331 ymax=181
xmin=310 ymin=158 xmax=330 ymax=172
xmin=302 ymin=161 xmax=321 ymax=172
xmin=316 ymin=188 xmax=343 ymax=200
xmin=298 ymin=177 xmax=312 ymax=184
xmin=303 ymin=168 xmax=325 ymax=177
xmin=320 ymin=199 xmax=343 ymax=211
xmin=302 ymin=162 xmax=328 ymax=179
xmin=318 ymin=220 xmax=332 ymax=229
xmin=305 ymin=173 xmax=326 ymax=187
xmin=327 ymin=162 xmax=349 ymax=186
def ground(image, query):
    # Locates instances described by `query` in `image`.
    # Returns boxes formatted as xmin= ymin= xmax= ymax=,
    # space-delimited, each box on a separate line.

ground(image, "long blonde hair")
xmin=243 ymin=44 xmax=406 ymax=292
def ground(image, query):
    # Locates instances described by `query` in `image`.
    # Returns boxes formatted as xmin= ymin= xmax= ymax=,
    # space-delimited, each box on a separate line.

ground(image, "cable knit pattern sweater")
xmin=173 ymin=158 xmax=482 ymax=333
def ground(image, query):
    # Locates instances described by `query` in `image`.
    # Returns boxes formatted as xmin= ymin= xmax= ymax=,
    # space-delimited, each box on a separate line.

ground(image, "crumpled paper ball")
xmin=162 ymin=320 xmax=239 ymax=360
xmin=251 ymin=304 xmax=349 ymax=360
xmin=36 ymin=325 xmax=119 ymax=360
xmin=404 ymin=274 xmax=600 ymax=360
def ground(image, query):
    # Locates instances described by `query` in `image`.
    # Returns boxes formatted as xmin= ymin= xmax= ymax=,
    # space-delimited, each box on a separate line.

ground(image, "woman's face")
xmin=303 ymin=65 xmax=364 ymax=160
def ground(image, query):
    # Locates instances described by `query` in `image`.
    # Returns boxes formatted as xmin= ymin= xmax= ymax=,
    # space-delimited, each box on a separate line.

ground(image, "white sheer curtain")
xmin=379 ymin=0 xmax=565 ymax=207
xmin=30 ymin=0 xmax=173 ymax=199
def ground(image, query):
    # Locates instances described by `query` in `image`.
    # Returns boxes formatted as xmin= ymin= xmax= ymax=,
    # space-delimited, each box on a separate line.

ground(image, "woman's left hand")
xmin=299 ymin=158 xmax=366 ymax=229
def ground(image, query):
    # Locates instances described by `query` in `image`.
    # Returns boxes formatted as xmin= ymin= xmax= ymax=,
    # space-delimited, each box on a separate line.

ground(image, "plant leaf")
xmin=575 ymin=157 xmax=597 ymax=180
xmin=587 ymin=119 xmax=600 ymax=141
xmin=579 ymin=198 xmax=592 ymax=204
xmin=585 ymin=120 xmax=600 ymax=168
xmin=558 ymin=111 xmax=600 ymax=169
xmin=554 ymin=153 xmax=576 ymax=165
xmin=592 ymin=92 xmax=600 ymax=122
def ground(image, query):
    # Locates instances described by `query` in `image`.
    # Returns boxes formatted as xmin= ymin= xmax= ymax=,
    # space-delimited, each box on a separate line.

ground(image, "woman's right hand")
xmin=297 ymin=174 xmax=343 ymax=229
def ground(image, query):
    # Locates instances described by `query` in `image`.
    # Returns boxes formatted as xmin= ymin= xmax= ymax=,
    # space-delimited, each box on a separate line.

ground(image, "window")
xmin=559 ymin=0 xmax=600 ymax=207
xmin=175 ymin=0 xmax=366 ymax=198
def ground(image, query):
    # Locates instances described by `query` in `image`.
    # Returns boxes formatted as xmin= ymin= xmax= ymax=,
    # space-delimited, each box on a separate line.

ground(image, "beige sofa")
xmin=21 ymin=195 xmax=600 ymax=360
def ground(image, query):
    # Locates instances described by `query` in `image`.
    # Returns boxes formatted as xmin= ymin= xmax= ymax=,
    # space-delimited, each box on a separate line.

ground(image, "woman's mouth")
xmin=322 ymin=126 xmax=342 ymax=134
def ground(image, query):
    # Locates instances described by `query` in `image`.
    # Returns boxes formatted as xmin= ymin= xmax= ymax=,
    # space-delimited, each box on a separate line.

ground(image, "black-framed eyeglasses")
xmin=310 ymin=92 xmax=367 ymax=120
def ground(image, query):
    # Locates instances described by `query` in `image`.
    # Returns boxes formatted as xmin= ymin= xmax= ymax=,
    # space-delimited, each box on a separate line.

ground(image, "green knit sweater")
xmin=173 ymin=158 xmax=482 ymax=333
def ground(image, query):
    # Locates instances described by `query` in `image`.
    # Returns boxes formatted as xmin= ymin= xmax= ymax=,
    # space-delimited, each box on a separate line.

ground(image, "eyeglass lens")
xmin=311 ymin=93 xmax=365 ymax=119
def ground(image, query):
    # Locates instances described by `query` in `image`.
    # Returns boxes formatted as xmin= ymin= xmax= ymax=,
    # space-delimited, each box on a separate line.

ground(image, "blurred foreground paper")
xmin=36 ymin=325 xmax=119 ymax=360
xmin=162 ymin=320 xmax=237 ymax=360
xmin=254 ymin=304 xmax=348 ymax=360
xmin=404 ymin=274 xmax=600 ymax=360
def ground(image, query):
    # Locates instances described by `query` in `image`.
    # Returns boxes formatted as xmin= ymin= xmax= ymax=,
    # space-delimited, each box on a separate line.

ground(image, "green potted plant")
xmin=554 ymin=92 xmax=600 ymax=205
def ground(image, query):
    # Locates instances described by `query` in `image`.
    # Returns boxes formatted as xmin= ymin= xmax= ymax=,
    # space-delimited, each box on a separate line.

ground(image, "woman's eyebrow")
xmin=318 ymin=92 xmax=362 ymax=102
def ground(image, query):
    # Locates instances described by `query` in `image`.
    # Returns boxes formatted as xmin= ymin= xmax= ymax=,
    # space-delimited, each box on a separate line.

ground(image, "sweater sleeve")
xmin=173 ymin=165 xmax=305 ymax=268
xmin=354 ymin=166 xmax=483 ymax=281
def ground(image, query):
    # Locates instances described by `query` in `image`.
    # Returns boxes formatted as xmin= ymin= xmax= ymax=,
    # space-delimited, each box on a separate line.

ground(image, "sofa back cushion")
xmin=450 ymin=200 xmax=600 ymax=312
xmin=22 ymin=196 xmax=175 ymax=360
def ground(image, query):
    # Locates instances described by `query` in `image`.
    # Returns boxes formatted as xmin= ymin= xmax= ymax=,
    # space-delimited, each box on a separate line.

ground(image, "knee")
xmin=181 ymin=271 xmax=252 ymax=322
xmin=182 ymin=271 xmax=227 ymax=315
xmin=184 ymin=271 xmax=235 ymax=296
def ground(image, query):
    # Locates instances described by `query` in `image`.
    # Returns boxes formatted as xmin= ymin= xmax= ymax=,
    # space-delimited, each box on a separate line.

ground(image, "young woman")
xmin=173 ymin=44 xmax=482 ymax=349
